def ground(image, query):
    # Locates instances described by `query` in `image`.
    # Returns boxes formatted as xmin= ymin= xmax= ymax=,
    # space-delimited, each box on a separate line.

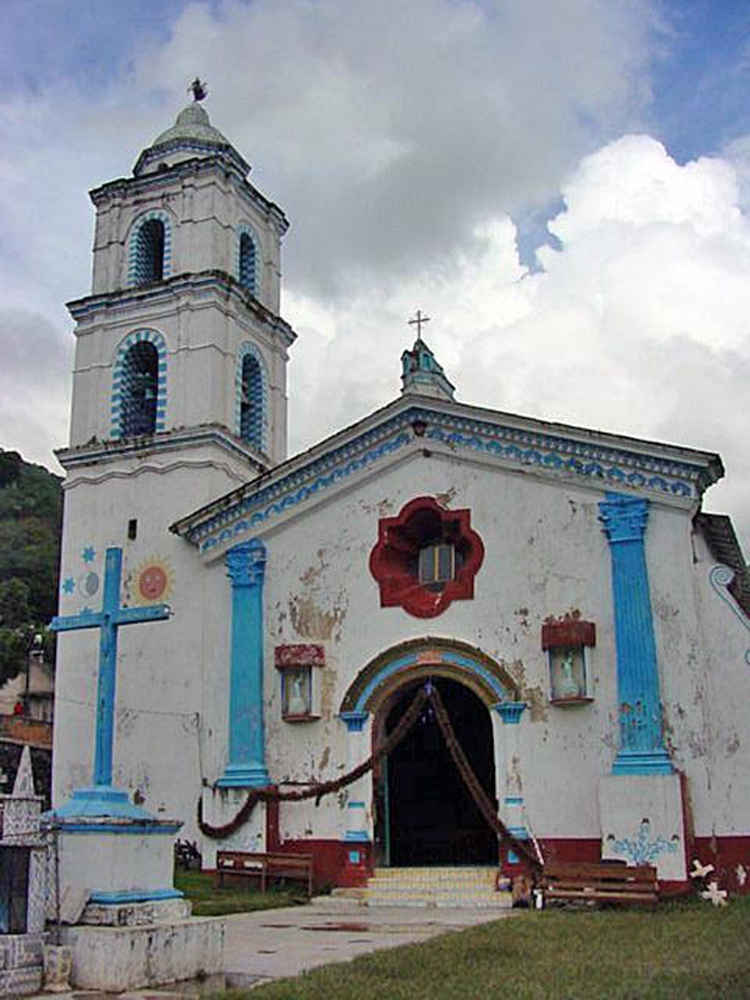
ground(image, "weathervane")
xmin=189 ymin=77 xmax=208 ymax=102
xmin=408 ymin=309 xmax=430 ymax=338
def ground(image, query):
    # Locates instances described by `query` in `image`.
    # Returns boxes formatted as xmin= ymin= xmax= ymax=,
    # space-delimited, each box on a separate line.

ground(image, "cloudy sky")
xmin=1 ymin=0 xmax=750 ymax=552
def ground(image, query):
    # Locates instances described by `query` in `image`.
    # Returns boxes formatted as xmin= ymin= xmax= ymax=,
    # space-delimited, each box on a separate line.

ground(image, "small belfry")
xmin=401 ymin=310 xmax=456 ymax=400
xmin=66 ymin=82 xmax=295 ymax=467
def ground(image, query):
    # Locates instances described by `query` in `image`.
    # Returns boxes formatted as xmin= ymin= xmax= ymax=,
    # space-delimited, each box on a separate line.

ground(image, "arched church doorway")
xmin=374 ymin=677 xmax=497 ymax=867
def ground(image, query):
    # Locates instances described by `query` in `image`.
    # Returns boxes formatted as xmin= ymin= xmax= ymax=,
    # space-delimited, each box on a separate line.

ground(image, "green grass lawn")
xmin=211 ymin=897 xmax=750 ymax=1000
xmin=174 ymin=869 xmax=308 ymax=916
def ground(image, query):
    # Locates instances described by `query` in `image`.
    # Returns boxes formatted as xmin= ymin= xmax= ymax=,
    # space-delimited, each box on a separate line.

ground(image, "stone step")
xmin=366 ymin=893 xmax=513 ymax=909
xmin=368 ymin=872 xmax=496 ymax=889
xmin=329 ymin=887 xmax=367 ymax=900
xmin=372 ymin=866 xmax=498 ymax=877
xmin=368 ymin=874 xmax=497 ymax=885
xmin=361 ymin=866 xmax=511 ymax=909
xmin=370 ymin=868 xmax=497 ymax=882
xmin=365 ymin=884 xmax=504 ymax=895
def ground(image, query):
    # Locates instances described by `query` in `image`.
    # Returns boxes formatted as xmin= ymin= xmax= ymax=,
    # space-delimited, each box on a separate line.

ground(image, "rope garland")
xmin=199 ymin=682 xmax=541 ymax=871
xmin=198 ymin=687 xmax=429 ymax=839
xmin=429 ymin=683 xmax=541 ymax=871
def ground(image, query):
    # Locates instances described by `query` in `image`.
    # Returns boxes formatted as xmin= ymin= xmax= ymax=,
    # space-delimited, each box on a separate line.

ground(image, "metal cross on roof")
xmin=408 ymin=309 xmax=431 ymax=338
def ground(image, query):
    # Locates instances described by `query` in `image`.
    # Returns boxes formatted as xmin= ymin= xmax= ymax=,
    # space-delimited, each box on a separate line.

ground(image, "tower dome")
xmin=152 ymin=101 xmax=229 ymax=147
xmin=134 ymin=98 xmax=249 ymax=178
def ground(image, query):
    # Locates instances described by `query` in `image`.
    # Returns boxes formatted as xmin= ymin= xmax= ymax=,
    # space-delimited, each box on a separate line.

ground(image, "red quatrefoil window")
xmin=369 ymin=496 xmax=485 ymax=618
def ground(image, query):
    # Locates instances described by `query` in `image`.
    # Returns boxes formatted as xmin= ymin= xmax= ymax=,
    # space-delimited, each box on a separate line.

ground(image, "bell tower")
xmin=52 ymin=87 xmax=296 ymax=812
xmin=66 ymin=85 xmax=294 ymax=467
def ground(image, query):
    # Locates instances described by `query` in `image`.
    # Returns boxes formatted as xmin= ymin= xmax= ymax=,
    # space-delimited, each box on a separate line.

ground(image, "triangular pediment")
xmin=171 ymin=394 xmax=723 ymax=560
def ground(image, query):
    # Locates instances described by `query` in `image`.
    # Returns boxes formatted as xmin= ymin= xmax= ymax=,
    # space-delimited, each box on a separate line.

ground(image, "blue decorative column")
xmin=218 ymin=539 xmax=271 ymax=788
xmin=492 ymin=702 xmax=528 ymax=862
xmin=340 ymin=712 xmax=370 ymax=844
xmin=599 ymin=493 xmax=673 ymax=775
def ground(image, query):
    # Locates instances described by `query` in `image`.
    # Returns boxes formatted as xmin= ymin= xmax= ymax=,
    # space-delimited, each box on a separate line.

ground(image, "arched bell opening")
xmin=372 ymin=676 xmax=497 ymax=868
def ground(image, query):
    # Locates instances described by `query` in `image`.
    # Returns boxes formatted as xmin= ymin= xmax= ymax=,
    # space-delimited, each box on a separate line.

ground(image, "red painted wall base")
xmin=692 ymin=835 xmax=750 ymax=894
xmin=271 ymin=838 xmax=374 ymax=889
xmin=259 ymin=819 xmax=750 ymax=894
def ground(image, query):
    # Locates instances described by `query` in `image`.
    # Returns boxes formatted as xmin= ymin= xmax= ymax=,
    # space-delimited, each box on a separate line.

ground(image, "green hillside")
xmin=0 ymin=450 xmax=62 ymax=686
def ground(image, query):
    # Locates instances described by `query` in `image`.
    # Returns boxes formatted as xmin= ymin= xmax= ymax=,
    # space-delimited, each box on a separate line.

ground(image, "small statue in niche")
xmin=287 ymin=670 xmax=309 ymax=715
xmin=557 ymin=649 xmax=581 ymax=699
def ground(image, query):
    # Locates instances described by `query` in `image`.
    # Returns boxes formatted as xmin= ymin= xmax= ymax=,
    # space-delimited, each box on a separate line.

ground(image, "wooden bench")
xmin=541 ymin=861 xmax=659 ymax=906
xmin=216 ymin=850 xmax=315 ymax=898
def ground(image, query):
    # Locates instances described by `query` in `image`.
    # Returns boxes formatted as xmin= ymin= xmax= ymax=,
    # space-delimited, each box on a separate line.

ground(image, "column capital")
xmin=492 ymin=701 xmax=526 ymax=725
xmin=340 ymin=711 xmax=369 ymax=733
xmin=599 ymin=493 xmax=649 ymax=544
xmin=225 ymin=539 xmax=266 ymax=588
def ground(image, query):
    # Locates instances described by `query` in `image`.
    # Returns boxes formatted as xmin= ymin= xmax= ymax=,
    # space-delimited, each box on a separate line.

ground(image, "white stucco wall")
xmin=192 ymin=450 xmax=750 ymax=849
xmin=52 ymin=450 xmax=244 ymax=817
xmin=53 ymin=438 xmax=750 ymax=856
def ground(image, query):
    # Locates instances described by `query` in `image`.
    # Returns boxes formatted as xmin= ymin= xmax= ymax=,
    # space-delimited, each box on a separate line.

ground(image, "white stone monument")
xmin=0 ymin=748 xmax=47 ymax=997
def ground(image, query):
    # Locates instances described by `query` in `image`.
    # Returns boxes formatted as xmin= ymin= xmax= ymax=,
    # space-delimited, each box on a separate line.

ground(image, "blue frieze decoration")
xmin=198 ymin=429 xmax=412 ymax=553
xmin=612 ymin=820 xmax=678 ymax=865
xmin=188 ymin=406 xmax=710 ymax=555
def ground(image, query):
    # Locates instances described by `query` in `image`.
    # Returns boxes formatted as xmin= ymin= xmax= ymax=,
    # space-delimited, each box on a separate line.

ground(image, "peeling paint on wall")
xmin=289 ymin=596 xmax=346 ymax=640
xmin=289 ymin=549 xmax=350 ymax=643
xmin=522 ymin=684 xmax=548 ymax=723
xmin=435 ymin=487 xmax=457 ymax=507
xmin=506 ymin=657 xmax=548 ymax=723
xmin=320 ymin=663 xmax=338 ymax=719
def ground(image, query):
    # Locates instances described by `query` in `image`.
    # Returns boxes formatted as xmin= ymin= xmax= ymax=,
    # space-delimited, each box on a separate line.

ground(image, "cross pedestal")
xmin=49 ymin=548 xmax=189 ymax=926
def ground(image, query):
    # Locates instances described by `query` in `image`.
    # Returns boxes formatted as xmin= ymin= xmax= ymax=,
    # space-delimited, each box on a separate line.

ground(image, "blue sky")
xmin=2 ymin=0 xmax=192 ymax=93
xmin=650 ymin=0 xmax=750 ymax=161
xmin=1 ymin=0 xmax=750 ymax=550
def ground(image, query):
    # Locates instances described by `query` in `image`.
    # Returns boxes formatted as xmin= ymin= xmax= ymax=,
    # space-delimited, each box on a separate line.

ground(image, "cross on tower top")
xmin=408 ymin=309 xmax=431 ymax=339
xmin=189 ymin=77 xmax=208 ymax=102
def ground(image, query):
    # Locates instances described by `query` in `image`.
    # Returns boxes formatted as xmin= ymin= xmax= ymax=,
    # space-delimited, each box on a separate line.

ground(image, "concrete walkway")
xmin=221 ymin=898 xmax=515 ymax=986
xmin=30 ymin=899 xmax=515 ymax=997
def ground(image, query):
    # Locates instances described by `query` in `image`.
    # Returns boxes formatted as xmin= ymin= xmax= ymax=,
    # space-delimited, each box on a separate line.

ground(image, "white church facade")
xmin=52 ymin=95 xmax=750 ymax=894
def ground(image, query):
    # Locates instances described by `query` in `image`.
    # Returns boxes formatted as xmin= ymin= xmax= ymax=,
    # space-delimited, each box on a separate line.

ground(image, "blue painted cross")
xmin=51 ymin=547 xmax=170 ymax=790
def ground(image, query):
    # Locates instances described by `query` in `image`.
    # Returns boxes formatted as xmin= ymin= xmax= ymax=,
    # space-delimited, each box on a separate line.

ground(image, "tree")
xmin=0 ymin=577 xmax=31 ymax=628
xmin=0 ymin=451 xmax=62 ymax=689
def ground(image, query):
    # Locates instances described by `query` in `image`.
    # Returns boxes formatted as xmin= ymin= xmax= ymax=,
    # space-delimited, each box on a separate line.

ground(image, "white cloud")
xmin=131 ymin=0 xmax=660 ymax=294
xmin=0 ymin=310 xmax=71 ymax=472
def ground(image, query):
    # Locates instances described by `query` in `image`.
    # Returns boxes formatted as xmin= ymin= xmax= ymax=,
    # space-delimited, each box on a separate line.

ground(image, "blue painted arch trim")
xmin=235 ymin=341 xmax=269 ymax=452
xmin=127 ymin=209 xmax=173 ymax=286
xmin=236 ymin=222 xmax=261 ymax=295
xmin=340 ymin=638 xmax=519 ymax=715
xmin=111 ymin=329 xmax=168 ymax=438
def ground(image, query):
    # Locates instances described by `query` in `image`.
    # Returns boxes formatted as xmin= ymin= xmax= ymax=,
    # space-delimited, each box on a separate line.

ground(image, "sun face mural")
xmin=131 ymin=558 xmax=174 ymax=606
